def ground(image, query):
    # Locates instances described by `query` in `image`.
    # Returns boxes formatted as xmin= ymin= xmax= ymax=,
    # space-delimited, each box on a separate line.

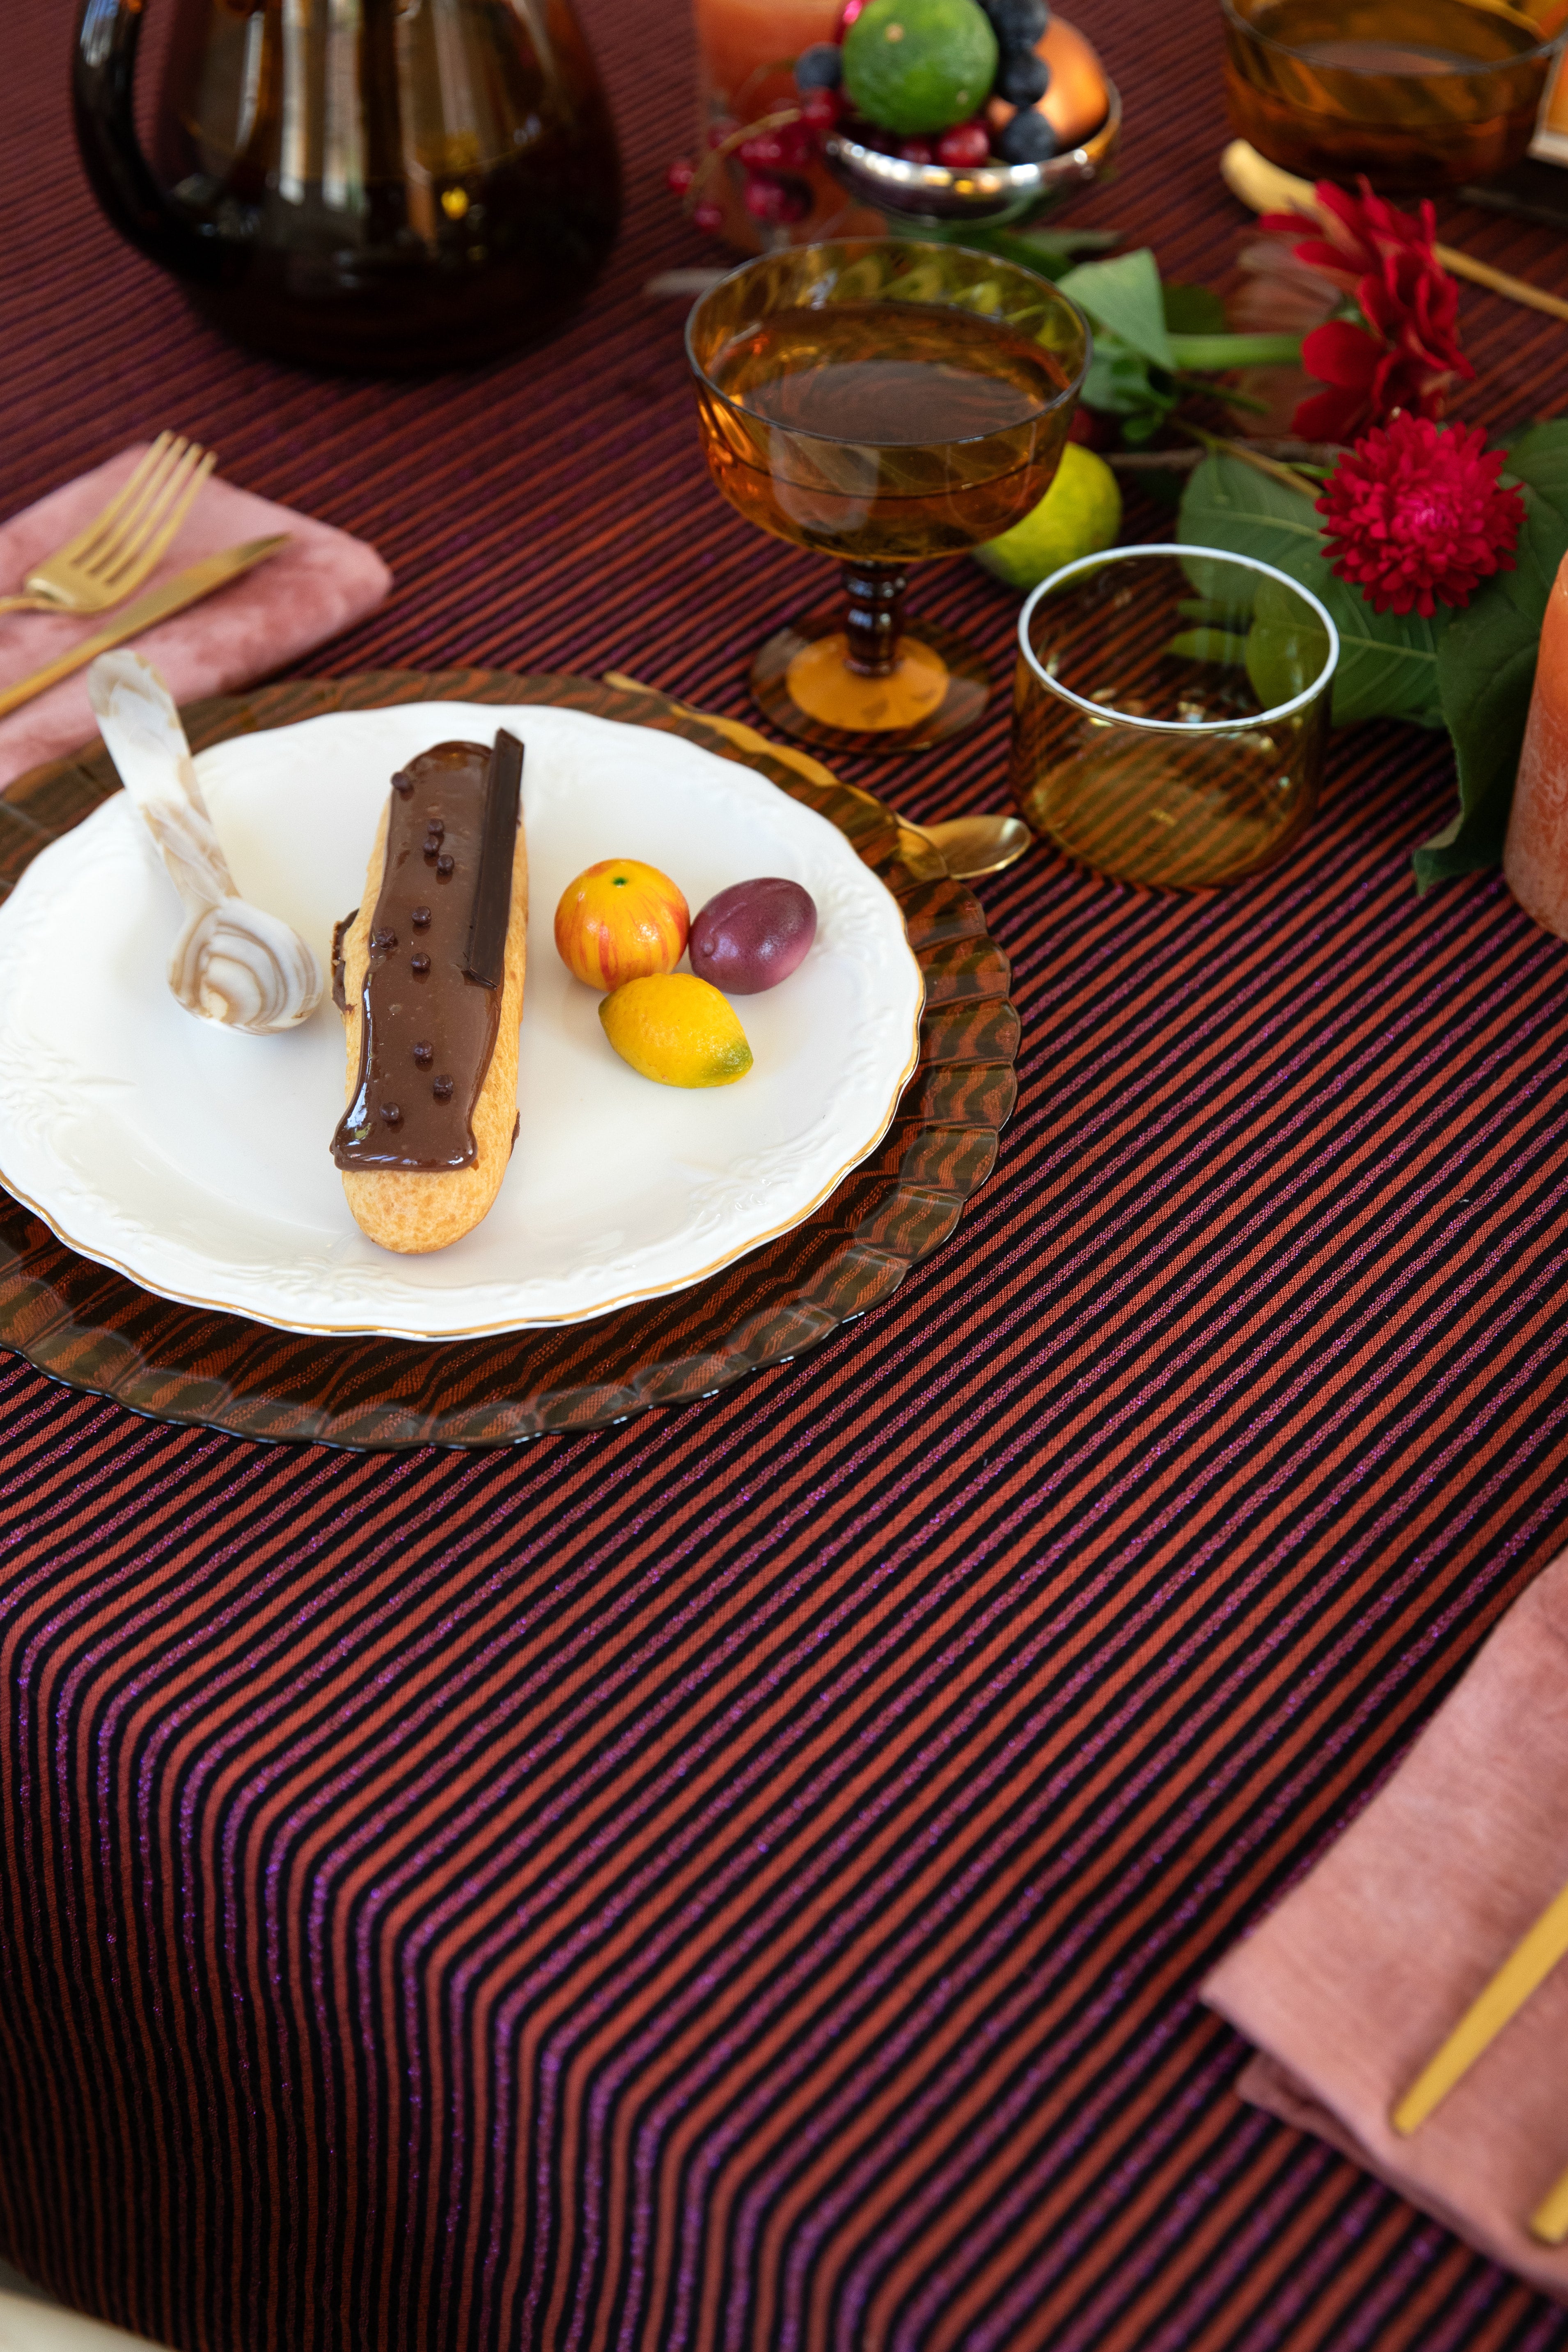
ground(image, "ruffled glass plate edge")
xmin=0 ymin=669 xmax=1020 ymax=1450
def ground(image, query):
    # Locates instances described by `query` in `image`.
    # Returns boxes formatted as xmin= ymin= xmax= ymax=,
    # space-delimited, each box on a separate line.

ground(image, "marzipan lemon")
xmin=600 ymin=974 xmax=753 ymax=1088
xmin=971 ymin=441 xmax=1123 ymax=592
xmin=841 ymin=0 xmax=998 ymax=136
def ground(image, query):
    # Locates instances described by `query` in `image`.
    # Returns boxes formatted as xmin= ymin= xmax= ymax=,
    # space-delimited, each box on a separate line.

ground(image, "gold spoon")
xmin=601 ymin=674 xmax=1035 ymax=880
xmin=911 ymin=812 xmax=1033 ymax=878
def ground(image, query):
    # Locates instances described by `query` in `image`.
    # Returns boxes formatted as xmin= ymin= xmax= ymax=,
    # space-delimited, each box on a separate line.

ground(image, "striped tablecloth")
xmin=5 ymin=2 xmax=1568 ymax=2347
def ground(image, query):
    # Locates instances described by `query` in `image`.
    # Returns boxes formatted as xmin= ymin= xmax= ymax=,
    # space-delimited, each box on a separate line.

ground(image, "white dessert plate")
xmin=0 ymin=702 xmax=923 ymax=1340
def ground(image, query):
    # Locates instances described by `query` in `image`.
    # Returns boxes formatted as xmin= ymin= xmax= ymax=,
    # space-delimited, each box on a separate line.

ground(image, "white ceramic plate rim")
xmin=0 ymin=703 xmax=924 ymax=1341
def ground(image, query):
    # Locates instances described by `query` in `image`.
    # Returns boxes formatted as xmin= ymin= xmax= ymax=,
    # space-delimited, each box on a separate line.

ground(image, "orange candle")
xmin=1503 ymin=551 xmax=1568 ymax=937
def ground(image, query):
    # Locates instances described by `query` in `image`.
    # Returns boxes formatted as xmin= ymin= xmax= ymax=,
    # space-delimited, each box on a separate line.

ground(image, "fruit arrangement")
xmin=669 ymin=0 xmax=1068 ymax=238
xmin=555 ymin=860 xmax=819 ymax=1089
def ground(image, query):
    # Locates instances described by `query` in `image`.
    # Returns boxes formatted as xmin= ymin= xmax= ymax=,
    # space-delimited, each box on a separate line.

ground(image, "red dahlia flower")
xmin=1316 ymin=415 xmax=1524 ymax=618
xmin=1259 ymin=179 xmax=1472 ymax=444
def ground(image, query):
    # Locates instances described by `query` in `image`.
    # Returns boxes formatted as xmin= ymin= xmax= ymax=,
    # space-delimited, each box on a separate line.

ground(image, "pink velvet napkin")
xmin=0 ymin=446 xmax=392 ymax=788
xmin=1203 ymin=1549 xmax=1568 ymax=2301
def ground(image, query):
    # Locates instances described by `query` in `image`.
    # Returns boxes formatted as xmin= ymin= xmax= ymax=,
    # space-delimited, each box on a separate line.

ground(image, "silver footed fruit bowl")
xmin=821 ymin=76 xmax=1120 ymax=224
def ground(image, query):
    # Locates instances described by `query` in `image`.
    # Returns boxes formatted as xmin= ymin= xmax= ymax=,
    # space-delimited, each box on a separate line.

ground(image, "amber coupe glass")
xmin=686 ymin=240 xmax=1089 ymax=753
xmin=1222 ymin=0 xmax=1561 ymax=191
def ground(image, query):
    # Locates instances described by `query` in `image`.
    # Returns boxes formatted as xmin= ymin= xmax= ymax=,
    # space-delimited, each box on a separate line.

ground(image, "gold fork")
xmin=0 ymin=431 xmax=216 ymax=618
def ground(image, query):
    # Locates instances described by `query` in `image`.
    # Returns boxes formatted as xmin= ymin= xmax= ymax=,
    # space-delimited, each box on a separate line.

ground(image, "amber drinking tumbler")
xmin=1012 ymin=547 xmax=1339 ymax=890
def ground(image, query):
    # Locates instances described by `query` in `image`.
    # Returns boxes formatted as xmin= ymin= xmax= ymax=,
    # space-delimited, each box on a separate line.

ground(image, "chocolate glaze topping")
xmin=465 ymin=730 xmax=525 ymax=987
xmin=330 ymin=737 xmax=520 ymax=1172
xmin=330 ymin=909 xmax=359 ymax=1014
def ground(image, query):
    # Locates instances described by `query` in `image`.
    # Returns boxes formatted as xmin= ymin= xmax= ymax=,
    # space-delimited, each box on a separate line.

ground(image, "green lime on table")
xmin=840 ymin=0 xmax=999 ymax=136
xmin=970 ymin=442 xmax=1123 ymax=593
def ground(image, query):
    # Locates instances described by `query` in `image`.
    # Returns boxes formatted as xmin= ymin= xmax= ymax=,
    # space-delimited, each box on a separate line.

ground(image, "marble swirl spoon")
xmin=88 ymin=650 xmax=324 ymax=1033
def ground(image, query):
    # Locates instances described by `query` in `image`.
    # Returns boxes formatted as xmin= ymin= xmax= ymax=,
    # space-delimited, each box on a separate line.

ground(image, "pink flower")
xmin=1257 ymin=180 xmax=1472 ymax=443
xmin=1316 ymin=414 xmax=1524 ymax=618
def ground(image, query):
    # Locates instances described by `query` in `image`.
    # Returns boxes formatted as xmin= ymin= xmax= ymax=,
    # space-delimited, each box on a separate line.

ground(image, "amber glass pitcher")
xmin=73 ymin=0 xmax=622 ymax=372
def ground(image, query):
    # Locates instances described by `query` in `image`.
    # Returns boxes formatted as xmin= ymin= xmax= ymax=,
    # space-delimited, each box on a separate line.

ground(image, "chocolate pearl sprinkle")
xmin=433 ymin=1075 xmax=454 ymax=1101
xmin=370 ymin=926 xmax=397 ymax=952
xmin=411 ymin=952 xmax=431 ymax=975
xmin=411 ymin=906 xmax=431 ymax=928
xmin=422 ymin=843 xmax=439 ymax=864
xmin=391 ymin=770 xmax=413 ymax=798
xmin=413 ymin=1042 xmax=433 ymax=1067
xmin=381 ymin=1103 xmax=403 ymax=1126
xmin=426 ymin=817 xmax=445 ymax=839
xmin=436 ymin=853 xmax=454 ymax=877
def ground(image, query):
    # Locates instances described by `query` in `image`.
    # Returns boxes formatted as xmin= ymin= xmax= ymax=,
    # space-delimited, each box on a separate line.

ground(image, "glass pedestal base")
xmin=750 ymin=614 xmax=991 ymax=755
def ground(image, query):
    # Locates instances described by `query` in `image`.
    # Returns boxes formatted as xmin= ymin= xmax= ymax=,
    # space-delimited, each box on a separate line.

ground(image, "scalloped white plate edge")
xmin=0 ymin=703 xmax=924 ymax=1342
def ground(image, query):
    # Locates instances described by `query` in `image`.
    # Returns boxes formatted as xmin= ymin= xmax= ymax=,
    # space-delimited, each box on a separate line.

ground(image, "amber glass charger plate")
xmin=0 ymin=671 xmax=1018 ymax=1448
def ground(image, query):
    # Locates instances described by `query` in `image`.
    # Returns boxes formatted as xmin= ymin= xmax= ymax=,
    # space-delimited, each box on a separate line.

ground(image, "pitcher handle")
xmin=73 ymin=0 xmax=225 ymax=286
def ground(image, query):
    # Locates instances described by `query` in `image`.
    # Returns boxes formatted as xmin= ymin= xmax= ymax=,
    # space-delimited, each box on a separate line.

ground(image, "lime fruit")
xmin=841 ymin=0 xmax=999 ymax=136
xmin=970 ymin=442 xmax=1122 ymax=592
xmin=600 ymin=974 xmax=754 ymax=1089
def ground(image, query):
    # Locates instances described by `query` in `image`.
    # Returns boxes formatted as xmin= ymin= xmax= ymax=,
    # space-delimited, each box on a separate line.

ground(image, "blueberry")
xmin=982 ymin=0 xmax=1049 ymax=48
xmin=996 ymin=108 xmax=1059 ymax=163
xmin=997 ymin=49 xmax=1050 ymax=104
xmin=794 ymin=41 xmax=842 ymax=92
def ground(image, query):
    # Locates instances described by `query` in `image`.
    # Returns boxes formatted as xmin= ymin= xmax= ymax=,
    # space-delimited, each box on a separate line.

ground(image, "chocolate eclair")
xmin=331 ymin=731 xmax=527 ymax=1254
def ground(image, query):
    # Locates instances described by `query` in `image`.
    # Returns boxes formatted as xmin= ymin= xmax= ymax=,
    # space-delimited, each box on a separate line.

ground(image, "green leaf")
xmin=1080 ymin=337 xmax=1177 ymax=436
xmin=1162 ymin=282 xmax=1229 ymax=337
xmin=1500 ymin=419 xmax=1568 ymax=532
xmin=1416 ymin=481 xmax=1568 ymax=890
xmin=1167 ymin=332 xmax=1304 ymax=371
xmin=1177 ymin=451 xmax=1448 ymax=729
xmin=1058 ymin=248 xmax=1173 ymax=369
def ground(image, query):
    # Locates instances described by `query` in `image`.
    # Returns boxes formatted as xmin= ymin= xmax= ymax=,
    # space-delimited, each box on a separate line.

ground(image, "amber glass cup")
xmin=1222 ymin=0 xmax=1561 ymax=191
xmin=686 ymin=240 xmax=1089 ymax=754
xmin=1012 ymin=548 xmax=1339 ymax=890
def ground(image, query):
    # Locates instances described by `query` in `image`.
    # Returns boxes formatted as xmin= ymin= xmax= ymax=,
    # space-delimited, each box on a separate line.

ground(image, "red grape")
xmin=838 ymin=0 xmax=866 ymax=28
xmin=776 ymin=121 xmax=816 ymax=167
xmin=742 ymin=123 xmax=815 ymax=170
xmin=935 ymin=120 xmax=990 ymax=166
xmin=898 ymin=137 xmax=935 ymax=164
xmin=743 ymin=173 xmax=789 ymax=222
xmin=692 ymin=198 xmax=724 ymax=232
xmin=800 ymin=88 xmax=842 ymax=131
xmin=666 ymin=156 xmax=697 ymax=194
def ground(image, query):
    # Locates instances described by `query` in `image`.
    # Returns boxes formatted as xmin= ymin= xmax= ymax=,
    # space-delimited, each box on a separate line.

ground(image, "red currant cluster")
xmin=669 ymin=0 xmax=1056 ymax=239
xmin=667 ymin=107 xmax=818 ymax=236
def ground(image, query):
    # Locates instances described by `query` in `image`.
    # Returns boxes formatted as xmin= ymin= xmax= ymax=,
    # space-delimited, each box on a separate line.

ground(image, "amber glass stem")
xmin=842 ymin=560 xmax=908 ymax=679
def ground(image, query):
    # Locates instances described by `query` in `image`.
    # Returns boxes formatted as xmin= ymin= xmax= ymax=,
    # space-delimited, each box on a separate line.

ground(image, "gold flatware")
xmin=910 ymin=812 xmax=1033 ymax=877
xmin=1531 ymin=2162 xmax=1568 ymax=2244
xmin=1392 ymin=1877 xmax=1568 ymax=2135
xmin=0 ymin=432 xmax=217 ymax=618
xmin=1222 ymin=140 xmax=1568 ymax=329
xmin=0 ymin=535 xmax=289 ymax=721
xmin=602 ymin=673 xmax=1034 ymax=881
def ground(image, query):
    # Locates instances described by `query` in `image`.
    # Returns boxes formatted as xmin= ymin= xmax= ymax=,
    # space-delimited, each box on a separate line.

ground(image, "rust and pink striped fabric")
xmin=5 ymin=0 xmax=1568 ymax=2347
